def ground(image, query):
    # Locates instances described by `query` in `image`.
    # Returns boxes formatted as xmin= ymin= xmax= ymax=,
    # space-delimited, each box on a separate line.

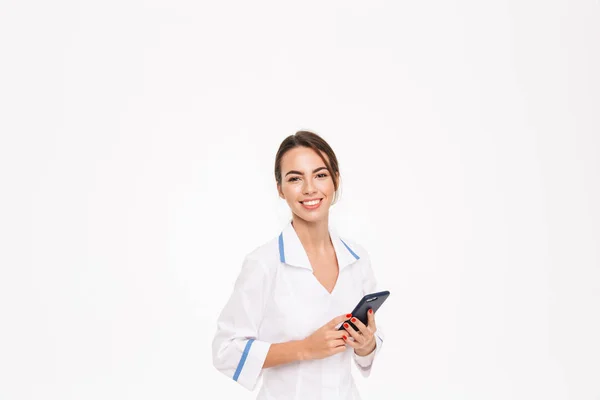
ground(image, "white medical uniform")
xmin=212 ymin=220 xmax=385 ymax=400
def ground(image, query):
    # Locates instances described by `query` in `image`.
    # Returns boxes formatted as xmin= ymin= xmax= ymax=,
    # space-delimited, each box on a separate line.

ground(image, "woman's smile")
xmin=300 ymin=198 xmax=323 ymax=210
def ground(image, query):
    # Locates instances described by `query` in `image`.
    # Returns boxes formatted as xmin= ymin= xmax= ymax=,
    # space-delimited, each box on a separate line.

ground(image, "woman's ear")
xmin=277 ymin=184 xmax=284 ymax=199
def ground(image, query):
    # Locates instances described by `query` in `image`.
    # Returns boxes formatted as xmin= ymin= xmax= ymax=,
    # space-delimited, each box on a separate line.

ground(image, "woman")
xmin=212 ymin=131 xmax=384 ymax=399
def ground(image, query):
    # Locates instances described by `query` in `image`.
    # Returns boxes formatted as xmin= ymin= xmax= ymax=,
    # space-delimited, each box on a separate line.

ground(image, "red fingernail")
xmin=343 ymin=335 xmax=347 ymax=340
xmin=344 ymin=323 xmax=349 ymax=328
xmin=346 ymin=314 xmax=352 ymax=318
xmin=368 ymin=309 xmax=373 ymax=314
xmin=351 ymin=318 xmax=356 ymax=322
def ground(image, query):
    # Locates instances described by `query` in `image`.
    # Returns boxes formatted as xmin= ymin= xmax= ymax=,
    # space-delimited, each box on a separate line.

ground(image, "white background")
xmin=1 ymin=0 xmax=599 ymax=399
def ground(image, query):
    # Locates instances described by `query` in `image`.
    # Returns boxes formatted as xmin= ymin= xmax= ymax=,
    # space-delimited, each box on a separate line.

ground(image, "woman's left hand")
xmin=342 ymin=308 xmax=377 ymax=356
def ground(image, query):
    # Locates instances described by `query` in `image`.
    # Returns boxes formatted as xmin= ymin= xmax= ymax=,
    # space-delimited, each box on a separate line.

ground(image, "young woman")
xmin=212 ymin=131 xmax=384 ymax=399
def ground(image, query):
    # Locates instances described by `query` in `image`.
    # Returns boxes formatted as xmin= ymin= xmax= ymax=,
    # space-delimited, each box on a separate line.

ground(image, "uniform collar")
xmin=278 ymin=220 xmax=360 ymax=271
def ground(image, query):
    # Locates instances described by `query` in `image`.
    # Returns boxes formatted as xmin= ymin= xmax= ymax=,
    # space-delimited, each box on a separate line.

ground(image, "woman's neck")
xmin=291 ymin=216 xmax=332 ymax=254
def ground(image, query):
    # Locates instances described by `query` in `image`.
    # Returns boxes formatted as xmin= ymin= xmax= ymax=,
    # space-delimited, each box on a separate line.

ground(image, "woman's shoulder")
xmin=331 ymin=228 xmax=371 ymax=263
xmin=342 ymin=236 xmax=370 ymax=257
xmin=242 ymin=234 xmax=281 ymax=270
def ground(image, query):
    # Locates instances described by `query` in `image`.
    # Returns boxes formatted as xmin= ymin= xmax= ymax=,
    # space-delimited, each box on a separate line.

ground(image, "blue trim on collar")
xmin=340 ymin=239 xmax=360 ymax=260
xmin=278 ymin=233 xmax=285 ymax=263
xmin=233 ymin=338 xmax=255 ymax=381
xmin=279 ymin=230 xmax=360 ymax=264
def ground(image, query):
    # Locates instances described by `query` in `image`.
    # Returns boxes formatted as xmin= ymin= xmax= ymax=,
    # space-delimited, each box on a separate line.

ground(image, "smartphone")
xmin=338 ymin=290 xmax=390 ymax=331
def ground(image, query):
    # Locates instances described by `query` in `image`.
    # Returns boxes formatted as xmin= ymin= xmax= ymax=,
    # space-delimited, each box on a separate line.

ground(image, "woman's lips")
xmin=300 ymin=198 xmax=322 ymax=210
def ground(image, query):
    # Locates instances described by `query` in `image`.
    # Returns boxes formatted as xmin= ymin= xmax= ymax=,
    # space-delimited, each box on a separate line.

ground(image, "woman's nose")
xmin=303 ymin=179 xmax=317 ymax=194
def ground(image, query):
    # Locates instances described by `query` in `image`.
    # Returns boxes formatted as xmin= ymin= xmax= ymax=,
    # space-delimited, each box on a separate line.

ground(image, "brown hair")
xmin=274 ymin=130 xmax=342 ymax=204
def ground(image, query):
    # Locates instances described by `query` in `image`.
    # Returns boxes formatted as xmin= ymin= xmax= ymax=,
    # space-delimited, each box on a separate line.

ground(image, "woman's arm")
xmin=263 ymin=314 xmax=349 ymax=368
xmin=262 ymin=340 xmax=305 ymax=368
xmin=212 ymin=256 xmax=272 ymax=391
xmin=352 ymin=247 xmax=385 ymax=377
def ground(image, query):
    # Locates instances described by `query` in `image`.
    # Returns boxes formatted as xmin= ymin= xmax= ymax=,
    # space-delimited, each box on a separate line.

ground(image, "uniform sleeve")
xmin=353 ymin=248 xmax=385 ymax=377
xmin=212 ymin=255 xmax=272 ymax=391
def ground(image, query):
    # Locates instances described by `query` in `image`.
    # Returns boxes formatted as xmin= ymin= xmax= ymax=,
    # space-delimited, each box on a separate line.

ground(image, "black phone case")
xmin=338 ymin=290 xmax=390 ymax=331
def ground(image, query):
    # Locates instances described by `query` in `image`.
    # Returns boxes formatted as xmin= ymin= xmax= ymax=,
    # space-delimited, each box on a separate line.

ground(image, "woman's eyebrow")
xmin=285 ymin=166 xmax=328 ymax=177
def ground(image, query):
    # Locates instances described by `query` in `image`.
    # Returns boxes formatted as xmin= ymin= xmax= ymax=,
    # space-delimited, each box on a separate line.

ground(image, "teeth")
xmin=303 ymin=199 xmax=321 ymax=206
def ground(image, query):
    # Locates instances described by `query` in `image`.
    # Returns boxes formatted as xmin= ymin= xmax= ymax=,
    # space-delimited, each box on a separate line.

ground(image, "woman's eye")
xmin=288 ymin=177 xmax=300 ymax=182
xmin=317 ymin=173 xmax=328 ymax=178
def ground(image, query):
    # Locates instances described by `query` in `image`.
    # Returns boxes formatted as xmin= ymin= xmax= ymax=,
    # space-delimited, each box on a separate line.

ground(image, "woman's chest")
xmin=260 ymin=264 xmax=364 ymax=341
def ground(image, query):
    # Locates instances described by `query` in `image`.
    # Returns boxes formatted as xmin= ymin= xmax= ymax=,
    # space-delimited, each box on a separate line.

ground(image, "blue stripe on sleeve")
xmin=233 ymin=339 xmax=255 ymax=382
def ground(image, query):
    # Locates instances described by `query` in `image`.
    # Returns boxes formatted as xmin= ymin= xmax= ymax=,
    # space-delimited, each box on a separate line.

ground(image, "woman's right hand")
xmin=300 ymin=313 xmax=351 ymax=360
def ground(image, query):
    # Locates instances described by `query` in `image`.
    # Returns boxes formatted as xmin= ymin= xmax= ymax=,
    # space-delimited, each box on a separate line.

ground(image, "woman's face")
xmin=278 ymin=146 xmax=337 ymax=223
